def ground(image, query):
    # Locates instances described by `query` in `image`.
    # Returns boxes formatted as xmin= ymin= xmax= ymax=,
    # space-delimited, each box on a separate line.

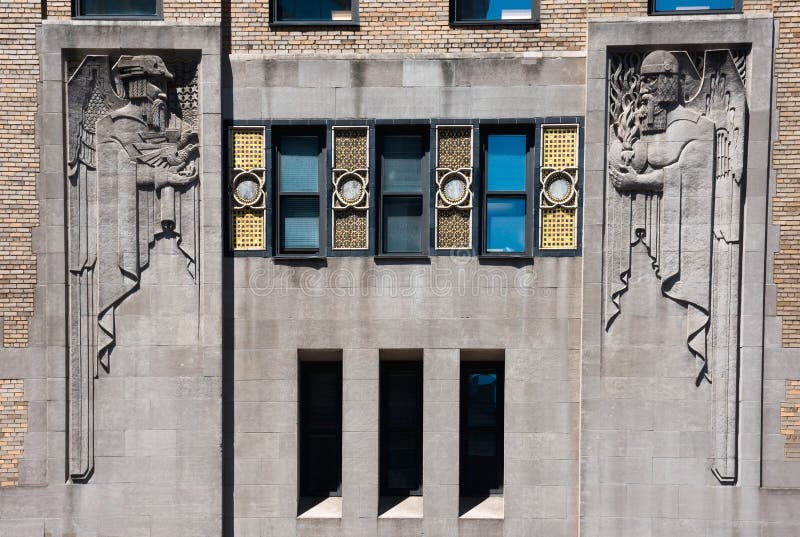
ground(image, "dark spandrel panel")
xmin=467 ymin=430 xmax=497 ymax=457
xmin=276 ymin=0 xmax=353 ymax=21
xmin=466 ymin=373 xmax=498 ymax=427
xmin=306 ymin=369 xmax=339 ymax=428
xmin=78 ymin=0 xmax=158 ymax=16
xmin=280 ymin=197 xmax=319 ymax=251
xmin=303 ymin=433 xmax=341 ymax=496
xmin=486 ymin=197 xmax=526 ymax=253
xmin=280 ymin=136 xmax=319 ymax=193
xmin=383 ymin=135 xmax=425 ymax=193
xmin=385 ymin=371 xmax=421 ymax=429
xmin=487 ymin=134 xmax=527 ymax=192
xmin=384 ymin=432 xmax=419 ymax=491
xmin=654 ymin=0 xmax=734 ymax=10
xmin=456 ymin=0 xmax=533 ymax=21
xmin=382 ymin=197 xmax=423 ymax=254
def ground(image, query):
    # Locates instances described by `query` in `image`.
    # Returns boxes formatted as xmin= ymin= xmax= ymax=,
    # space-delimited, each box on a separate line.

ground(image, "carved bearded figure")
xmin=66 ymin=54 xmax=200 ymax=480
xmin=605 ymin=49 xmax=746 ymax=483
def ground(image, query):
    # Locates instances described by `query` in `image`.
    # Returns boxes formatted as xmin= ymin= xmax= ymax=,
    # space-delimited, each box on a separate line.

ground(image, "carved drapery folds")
xmin=66 ymin=54 xmax=201 ymax=481
xmin=332 ymin=126 xmax=370 ymax=250
xmin=605 ymin=49 xmax=747 ymax=484
xmin=435 ymin=126 xmax=473 ymax=250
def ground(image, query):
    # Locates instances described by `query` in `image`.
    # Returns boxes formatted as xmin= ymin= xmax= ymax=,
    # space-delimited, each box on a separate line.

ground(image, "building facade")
xmin=0 ymin=0 xmax=798 ymax=536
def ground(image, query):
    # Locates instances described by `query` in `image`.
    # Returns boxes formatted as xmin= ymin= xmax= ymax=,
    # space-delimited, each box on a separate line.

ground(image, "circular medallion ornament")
xmin=340 ymin=177 xmax=364 ymax=204
xmin=544 ymin=172 xmax=573 ymax=204
xmin=442 ymin=176 xmax=468 ymax=204
xmin=233 ymin=174 xmax=262 ymax=205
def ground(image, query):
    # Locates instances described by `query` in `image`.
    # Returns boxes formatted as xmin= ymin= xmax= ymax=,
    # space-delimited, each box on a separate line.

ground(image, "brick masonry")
xmin=782 ymin=380 xmax=800 ymax=460
xmin=0 ymin=379 xmax=26 ymax=487
xmin=0 ymin=0 xmax=38 ymax=347
xmin=773 ymin=1 xmax=800 ymax=346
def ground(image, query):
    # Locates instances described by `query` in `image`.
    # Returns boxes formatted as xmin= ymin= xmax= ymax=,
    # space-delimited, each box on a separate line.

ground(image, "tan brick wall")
xmin=44 ymin=0 xmax=220 ymax=19
xmin=228 ymin=0 xmax=586 ymax=54
xmin=0 ymin=379 xmax=27 ymax=486
xmin=781 ymin=380 xmax=800 ymax=459
xmin=773 ymin=1 xmax=800 ymax=346
xmin=0 ymin=0 xmax=39 ymax=347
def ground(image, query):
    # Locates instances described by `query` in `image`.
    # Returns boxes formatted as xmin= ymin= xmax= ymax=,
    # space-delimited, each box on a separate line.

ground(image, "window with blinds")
xmin=276 ymin=130 xmax=325 ymax=254
xmin=378 ymin=128 xmax=429 ymax=255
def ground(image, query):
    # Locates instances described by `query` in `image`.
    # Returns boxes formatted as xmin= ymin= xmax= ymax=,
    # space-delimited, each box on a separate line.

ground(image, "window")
xmin=380 ymin=361 xmax=423 ymax=497
xmin=650 ymin=0 xmax=739 ymax=14
xmin=460 ymin=362 xmax=504 ymax=497
xmin=74 ymin=0 xmax=161 ymax=17
xmin=299 ymin=361 xmax=343 ymax=498
xmin=378 ymin=128 xmax=430 ymax=256
xmin=451 ymin=0 xmax=538 ymax=24
xmin=272 ymin=0 xmax=358 ymax=24
xmin=482 ymin=128 xmax=533 ymax=256
xmin=275 ymin=129 xmax=326 ymax=255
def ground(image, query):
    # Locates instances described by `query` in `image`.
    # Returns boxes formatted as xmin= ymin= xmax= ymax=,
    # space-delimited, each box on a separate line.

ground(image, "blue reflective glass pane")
xmin=486 ymin=197 xmax=526 ymax=253
xmin=467 ymin=373 xmax=498 ymax=427
xmin=281 ymin=197 xmax=319 ymax=250
xmin=79 ymin=0 xmax=158 ymax=15
xmin=276 ymin=0 xmax=353 ymax=21
xmin=382 ymin=197 xmax=423 ymax=254
xmin=654 ymin=0 xmax=734 ymax=10
xmin=280 ymin=136 xmax=319 ymax=193
xmin=487 ymin=134 xmax=527 ymax=192
xmin=383 ymin=135 xmax=424 ymax=193
xmin=456 ymin=0 xmax=533 ymax=20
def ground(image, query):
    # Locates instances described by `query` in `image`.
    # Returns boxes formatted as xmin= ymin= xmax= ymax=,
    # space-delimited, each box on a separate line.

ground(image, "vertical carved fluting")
xmin=605 ymin=49 xmax=747 ymax=485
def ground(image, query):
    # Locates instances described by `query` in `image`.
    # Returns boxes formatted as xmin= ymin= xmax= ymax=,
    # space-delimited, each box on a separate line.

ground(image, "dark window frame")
xmin=459 ymin=361 xmax=504 ymax=497
xmin=270 ymin=0 xmax=360 ymax=27
xmin=376 ymin=125 xmax=431 ymax=257
xmin=480 ymin=125 xmax=535 ymax=257
xmin=379 ymin=361 xmax=424 ymax=497
xmin=72 ymin=0 xmax=163 ymax=19
xmin=274 ymin=126 xmax=328 ymax=257
xmin=299 ymin=361 xmax=343 ymax=498
xmin=648 ymin=0 xmax=741 ymax=15
xmin=449 ymin=0 xmax=540 ymax=26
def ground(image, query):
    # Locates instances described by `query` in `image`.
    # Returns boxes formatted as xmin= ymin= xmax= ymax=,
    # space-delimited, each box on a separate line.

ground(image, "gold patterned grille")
xmin=334 ymin=209 xmax=368 ymax=250
xmin=540 ymin=208 xmax=576 ymax=249
xmin=232 ymin=209 xmax=265 ymax=250
xmin=233 ymin=129 xmax=264 ymax=169
xmin=231 ymin=127 xmax=266 ymax=251
xmin=436 ymin=126 xmax=473 ymax=250
xmin=332 ymin=127 xmax=369 ymax=250
xmin=437 ymin=209 xmax=471 ymax=250
xmin=542 ymin=126 xmax=577 ymax=169
xmin=437 ymin=127 xmax=472 ymax=169
xmin=540 ymin=125 xmax=578 ymax=250
xmin=334 ymin=128 xmax=368 ymax=170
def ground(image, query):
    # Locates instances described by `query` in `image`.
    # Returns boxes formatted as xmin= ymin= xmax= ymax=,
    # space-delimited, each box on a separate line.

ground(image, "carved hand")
xmin=609 ymin=165 xmax=639 ymax=191
xmin=154 ymin=162 xmax=198 ymax=189
xmin=609 ymin=164 xmax=664 ymax=192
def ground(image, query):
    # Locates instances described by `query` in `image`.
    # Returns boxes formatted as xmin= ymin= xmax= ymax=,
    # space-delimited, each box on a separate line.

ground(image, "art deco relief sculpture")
xmin=605 ymin=49 xmax=747 ymax=484
xmin=66 ymin=55 xmax=200 ymax=480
